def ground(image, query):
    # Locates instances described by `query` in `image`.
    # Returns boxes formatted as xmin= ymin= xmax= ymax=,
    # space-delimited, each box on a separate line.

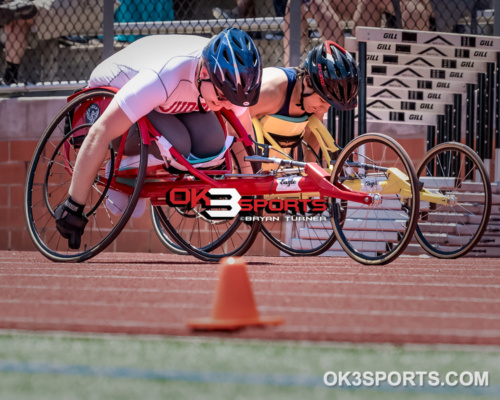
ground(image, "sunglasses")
xmin=201 ymin=79 xmax=228 ymax=102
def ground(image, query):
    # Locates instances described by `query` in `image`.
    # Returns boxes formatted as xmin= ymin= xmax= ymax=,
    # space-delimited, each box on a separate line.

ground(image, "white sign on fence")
xmin=367 ymin=76 xmax=467 ymax=92
xmin=345 ymin=37 xmax=498 ymax=62
xmin=356 ymin=27 xmax=500 ymax=50
xmin=369 ymin=64 xmax=479 ymax=83
xmin=366 ymin=86 xmax=458 ymax=102
xmin=367 ymin=97 xmax=448 ymax=113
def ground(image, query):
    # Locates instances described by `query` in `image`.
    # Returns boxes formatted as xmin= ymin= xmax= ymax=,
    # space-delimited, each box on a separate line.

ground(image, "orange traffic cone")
xmin=187 ymin=257 xmax=284 ymax=331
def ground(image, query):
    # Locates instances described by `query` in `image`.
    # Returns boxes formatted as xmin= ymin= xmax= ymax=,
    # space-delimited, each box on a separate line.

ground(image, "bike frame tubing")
xmin=138 ymin=161 xmax=373 ymax=205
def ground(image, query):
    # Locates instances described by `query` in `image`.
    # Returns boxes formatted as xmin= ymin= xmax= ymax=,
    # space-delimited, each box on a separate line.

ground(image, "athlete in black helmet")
xmin=251 ymin=40 xmax=359 ymax=124
xmin=304 ymin=40 xmax=359 ymax=111
xmin=248 ymin=40 xmax=358 ymax=167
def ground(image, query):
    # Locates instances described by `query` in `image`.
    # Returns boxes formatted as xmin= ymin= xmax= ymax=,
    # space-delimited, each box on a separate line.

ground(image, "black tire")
xmin=150 ymin=202 xmax=188 ymax=255
xmin=150 ymin=149 xmax=242 ymax=256
xmin=24 ymin=89 xmax=148 ymax=262
xmin=153 ymin=129 xmax=263 ymax=262
xmin=415 ymin=142 xmax=492 ymax=258
xmin=260 ymin=139 xmax=339 ymax=256
xmin=330 ymin=133 xmax=420 ymax=265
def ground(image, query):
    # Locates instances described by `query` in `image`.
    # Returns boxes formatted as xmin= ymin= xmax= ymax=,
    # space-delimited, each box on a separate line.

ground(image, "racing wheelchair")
xmin=27 ymin=87 xmax=463 ymax=265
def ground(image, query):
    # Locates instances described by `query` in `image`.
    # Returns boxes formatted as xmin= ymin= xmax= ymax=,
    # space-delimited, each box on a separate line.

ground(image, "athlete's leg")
xmin=114 ymin=111 xmax=223 ymax=160
xmin=146 ymin=111 xmax=192 ymax=158
xmin=111 ymin=112 xmax=191 ymax=159
xmin=176 ymin=111 xmax=226 ymax=158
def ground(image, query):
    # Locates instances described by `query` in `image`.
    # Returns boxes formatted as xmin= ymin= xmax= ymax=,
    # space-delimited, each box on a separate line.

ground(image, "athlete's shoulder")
xmin=263 ymin=67 xmax=289 ymax=83
xmin=262 ymin=68 xmax=289 ymax=93
xmin=134 ymin=34 xmax=209 ymax=45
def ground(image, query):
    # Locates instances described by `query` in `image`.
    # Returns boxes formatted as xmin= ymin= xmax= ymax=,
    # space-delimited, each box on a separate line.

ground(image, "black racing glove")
xmin=54 ymin=197 xmax=88 ymax=250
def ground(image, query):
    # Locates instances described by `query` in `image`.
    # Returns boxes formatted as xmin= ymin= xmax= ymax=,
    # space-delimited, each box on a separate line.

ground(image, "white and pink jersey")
xmin=89 ymin=35 xmax=245 ymax=123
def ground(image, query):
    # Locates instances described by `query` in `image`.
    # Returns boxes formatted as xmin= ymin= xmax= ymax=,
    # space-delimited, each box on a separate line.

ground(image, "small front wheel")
xmin=260 ymin=139 xmax=338 ymax=256
xmin=415 ymin=142 xmax=492 ymax=258
xmin=330 ymin=133 xmax=420 ymax=265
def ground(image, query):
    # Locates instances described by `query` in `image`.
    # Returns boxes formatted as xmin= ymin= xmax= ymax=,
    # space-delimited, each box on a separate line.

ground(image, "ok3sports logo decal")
xmin=166 ymin=188 xmax=327 ymax=220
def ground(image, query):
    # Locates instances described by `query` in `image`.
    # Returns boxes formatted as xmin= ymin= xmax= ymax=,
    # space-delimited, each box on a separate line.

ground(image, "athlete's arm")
xmin=303 ymin=108 xmax=330 ymax=162
xmin=69 ymin=70 xmax=167 ymax=205
xmin=68 ymin=99 xmax=133 ymax=205
xmin=238 ymin=109 xmax=255 ymax=141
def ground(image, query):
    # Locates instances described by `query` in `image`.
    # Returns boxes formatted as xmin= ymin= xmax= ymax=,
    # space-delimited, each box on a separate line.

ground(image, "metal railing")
xmin=0 ymin=0 xmax=497 ymax=92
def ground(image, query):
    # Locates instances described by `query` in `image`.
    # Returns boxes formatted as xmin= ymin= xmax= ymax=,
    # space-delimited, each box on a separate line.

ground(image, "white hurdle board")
xmin=366 ymin=86 xmax=454 ymax=104
xmin=366 ymin=86 xmax=458 ymax=103
xmin=367 ymin=97 xmax=447 ymax=113
xmin=367 ymin=76 xmax=467 ymax=92
xmin=368 ymin=64 xmax=479 ymax=83
xmin=345 ymin=37 xmax=498 ymax=63
xmin=363 ymin=108 xmax=440 ymax=125
xmin=361 ymin=53 xmax=490 ymax=72
xmin=356 ymin=27 xmax=500 ymax=50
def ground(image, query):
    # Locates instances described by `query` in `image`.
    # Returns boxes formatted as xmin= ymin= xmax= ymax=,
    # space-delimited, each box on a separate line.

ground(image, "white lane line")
xmin=1 ymin=298 xmax=499 ymax=320
xmin=258 ymin=306 xmax=500 ymax=320
xmin=1 ymin=270 xmax=499 ymax=280
xmin=2 ymin=273 xmax=500 ymax=288
xmin=0 ymin=252 xmax=482 ymax=265
xmin=0 ymin=298 xmax=204 ymax=309
xmin=0 ymin=261 xmax=496 ymax=272
xmin=1 ymin=317 xmax=498 ymax=340
xmin=0 ymin=316 xmax=186 ymax=329
xmin=0 ymin=273 xmax=215 ymax=280
xmin=273 ymin=325 xmax=500 ymax=338
xmin=1 ymin=284 xmax=500 ymax=303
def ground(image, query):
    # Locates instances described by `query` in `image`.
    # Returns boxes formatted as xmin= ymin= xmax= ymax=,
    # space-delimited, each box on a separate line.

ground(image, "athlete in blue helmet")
xmin=55 ymin=28 xmax=262 ymax=249
xmin=202 ymin=28 xmax=262 ymax=107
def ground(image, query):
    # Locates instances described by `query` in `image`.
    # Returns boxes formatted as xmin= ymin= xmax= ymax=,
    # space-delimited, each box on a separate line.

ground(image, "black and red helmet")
xmin=304 ymin=41 xmax=359 ymax=110
xmin=202 ymin=28 xmax=262 ymax=107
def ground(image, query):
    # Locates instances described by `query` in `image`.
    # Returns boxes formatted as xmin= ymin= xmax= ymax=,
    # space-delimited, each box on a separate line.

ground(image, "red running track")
xmin=0 ymin=251 xmax=499 ymax=345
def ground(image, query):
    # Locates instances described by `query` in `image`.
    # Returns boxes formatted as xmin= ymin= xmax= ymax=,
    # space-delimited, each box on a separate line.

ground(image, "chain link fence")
xmin=0 ymin=0 xmax=496 ymax=88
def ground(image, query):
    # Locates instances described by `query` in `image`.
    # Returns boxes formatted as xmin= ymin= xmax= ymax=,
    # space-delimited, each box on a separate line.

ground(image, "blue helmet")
xmin=202 ymin=28 xmax=262 ymax=107
xmin=304 ymin=40 xmax=359 ymax=111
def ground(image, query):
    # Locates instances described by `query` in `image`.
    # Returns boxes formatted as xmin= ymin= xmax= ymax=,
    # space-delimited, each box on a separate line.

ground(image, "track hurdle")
xmin=354 ymin=27 xmax=500 ymax=180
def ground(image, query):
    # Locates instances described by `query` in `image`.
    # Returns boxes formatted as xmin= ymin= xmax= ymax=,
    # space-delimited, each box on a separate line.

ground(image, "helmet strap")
xmin=196 ymin=62 xmax=207 ymax=114
xmin=197 ymin=95 xmax=207 ymax=114
xmin=296 ymin=75 xmax=314 ymax=111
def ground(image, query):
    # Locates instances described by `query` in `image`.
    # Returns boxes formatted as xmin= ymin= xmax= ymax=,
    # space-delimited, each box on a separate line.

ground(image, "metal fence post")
xmin=466 ymin=83 xmax=476 ymax=174
xmin=426 ymin=125 xmax=435 ymax=175
xmin=327 ymin=107 xmax=336 ymax=140
xmin=496 ymin=52 xmax=500 ymax=181
xmin=476 ymin=73 xmax=486 ymax=159
xmin=102 ymin=0 xmax=115 ymax=60
xmin=358 ymin=41 xmax=367 ymax=136
xmin=289 ymin=0 xmax=301 ymax=67
xmin=486 ymin=63 xmax=495 ymax=162
xmin=495 ymin=0 xmax=500 ymax=36
xmin=436 ymin=115 xmax=445 ymax=177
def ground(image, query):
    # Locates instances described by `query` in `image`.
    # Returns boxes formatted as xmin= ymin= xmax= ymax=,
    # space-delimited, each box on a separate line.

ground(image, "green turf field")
xmin=0 ymin=332 xmax=498 ymax=400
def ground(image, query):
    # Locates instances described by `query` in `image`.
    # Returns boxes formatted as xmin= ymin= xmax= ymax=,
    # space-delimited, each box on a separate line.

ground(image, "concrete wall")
xmin=0 ymin=96 xmax=64 ymax=251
